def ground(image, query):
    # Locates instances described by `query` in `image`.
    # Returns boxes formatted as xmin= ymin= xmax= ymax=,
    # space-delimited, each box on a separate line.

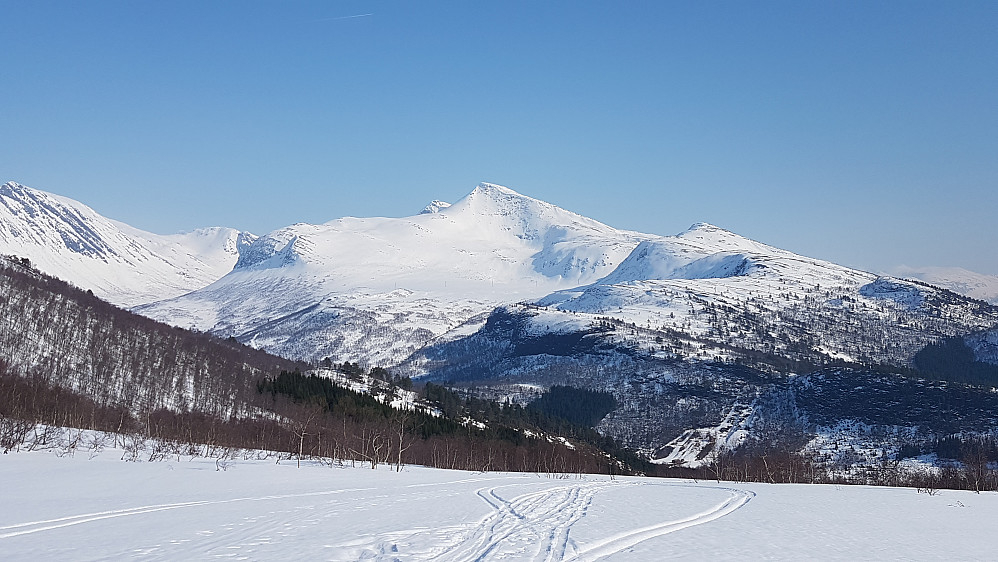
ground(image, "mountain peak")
xmin=444 ymin=182 xmax=551 ymax=220
xmin=2 ymin=181 xmax=46 ymax=202
xmin=472 ymin=182 xmax=521 ymax=196
xmin=686 ymin=222 xmax=726 ymax=233
xmin=441 ymin=182 xmax=625 ymax=243
xmin=420 ymin=200 xmax=452 ymax=214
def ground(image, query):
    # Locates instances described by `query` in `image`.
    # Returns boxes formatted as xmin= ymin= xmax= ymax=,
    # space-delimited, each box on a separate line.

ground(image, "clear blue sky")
xmin=3 ymin=1 xmax=996 ymax=274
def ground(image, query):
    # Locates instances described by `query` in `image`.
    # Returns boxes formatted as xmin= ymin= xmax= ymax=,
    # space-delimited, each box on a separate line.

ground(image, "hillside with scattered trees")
xmin=0 ymin=255 xmax=638 ymax=474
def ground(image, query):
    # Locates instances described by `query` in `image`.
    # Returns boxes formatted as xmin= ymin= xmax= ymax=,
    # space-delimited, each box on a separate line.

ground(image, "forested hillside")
xmin=0 ymin=255 xmax=636 ymax=474
xmin=0 ymin=255 xmax=295 ymax=417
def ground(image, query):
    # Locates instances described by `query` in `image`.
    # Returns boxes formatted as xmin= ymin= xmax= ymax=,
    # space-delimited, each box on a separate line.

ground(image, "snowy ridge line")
xmin=0 ymin=486 xmax=379 ymax=540
xmin=564 ymin=484 xmax=755 ymax=562
xmin=0 ymin=181 xmax=251 ymax=308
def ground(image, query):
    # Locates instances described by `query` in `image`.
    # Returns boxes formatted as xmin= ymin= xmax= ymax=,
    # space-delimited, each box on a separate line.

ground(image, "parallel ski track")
xmin=436 ymin=480 xmax=753 ymax=562
xmin=1 ymin=476 xmax=753 ymax=560
xmin=564 ymin=484 xmax=755 ymax=561
xmin=0 ymin=487 xmax=379 ymax=540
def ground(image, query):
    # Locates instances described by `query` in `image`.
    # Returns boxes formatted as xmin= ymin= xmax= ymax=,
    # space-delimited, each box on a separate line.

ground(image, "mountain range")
xmin=0 ymin=181 xmax=254 ymax=307
xmin=4 ymin=179 xmax=998 ymax=466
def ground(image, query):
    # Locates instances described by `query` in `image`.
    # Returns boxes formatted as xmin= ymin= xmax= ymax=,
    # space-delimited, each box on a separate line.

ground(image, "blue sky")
xmin=2 ymin=1 xmax=996 ymax=274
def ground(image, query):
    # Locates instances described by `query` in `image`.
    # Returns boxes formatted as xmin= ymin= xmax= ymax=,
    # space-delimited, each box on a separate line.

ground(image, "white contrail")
xmin=316 ymin=13 xmax=373 ymax=22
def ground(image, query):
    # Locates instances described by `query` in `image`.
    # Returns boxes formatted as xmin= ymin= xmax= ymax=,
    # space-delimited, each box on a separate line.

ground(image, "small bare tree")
xmin=393 ymin=411 xmax=416 ymax=472
xmin=292 ymin=404 xmax=323 ymax=469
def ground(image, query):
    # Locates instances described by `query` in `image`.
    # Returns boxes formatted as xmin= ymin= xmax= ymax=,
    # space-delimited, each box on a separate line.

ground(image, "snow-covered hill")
xmin=137 ymin=183 xmax=650 ymax=364
xmin=0 ymin=181 xmax=252 ymax=307
xmin=893 ymin=265 xmax=998 ymax=305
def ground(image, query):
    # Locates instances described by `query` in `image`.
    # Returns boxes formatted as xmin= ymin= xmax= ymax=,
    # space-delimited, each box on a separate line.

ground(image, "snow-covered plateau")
xmin=3 ymin=446 xmax=996 ymax=561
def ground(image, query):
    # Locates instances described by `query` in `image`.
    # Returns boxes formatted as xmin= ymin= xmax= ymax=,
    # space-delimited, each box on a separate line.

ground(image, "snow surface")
xmin=3 ymin=447 xmax=997 ymax=560
xmin=0 ymin=182 xmax=252 ymax=307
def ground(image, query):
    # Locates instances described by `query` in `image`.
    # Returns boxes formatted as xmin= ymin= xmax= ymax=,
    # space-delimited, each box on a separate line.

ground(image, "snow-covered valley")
xmin=3 ymin=447 xmax=996 ymax=561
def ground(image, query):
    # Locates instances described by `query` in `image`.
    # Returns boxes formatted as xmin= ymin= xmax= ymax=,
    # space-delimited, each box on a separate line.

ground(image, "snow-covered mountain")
xmin=397 ymin=216 xmax=998 ymax=466
xmin=893 ymin=265 xmax=998 ymax=305
xmin=522 ymin=222 xmax=993 ymax=367
xmin=406 ymin=220 xmax=997 ymax=376
xmin=7 ymin=179 xmax=998 ymax=469
xmin=0 ymin=181 xmax=253 ymax=307
xmin=137 ymin=183 xmax=651 ymax=364
xmin=133 ymin=182 xmax=998 ymax=373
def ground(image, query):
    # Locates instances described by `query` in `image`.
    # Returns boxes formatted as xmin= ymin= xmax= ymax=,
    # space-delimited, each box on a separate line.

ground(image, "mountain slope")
xmin=400 ymin=224 xmax=998 ymax=465
xmin=7 ymin=180 xmax=998 ymax=471
xmin=0 ymin=181 xmax=252 ymax=307
xmin=894 ymin=265 xmax=998 ymax=305
xmin=0 ymin=255 xmax=293 ymax=416
xmin=521 ymin=222 xmax=997 ymax=368
xmin=137 ymin=183 xmax=651 ymax=364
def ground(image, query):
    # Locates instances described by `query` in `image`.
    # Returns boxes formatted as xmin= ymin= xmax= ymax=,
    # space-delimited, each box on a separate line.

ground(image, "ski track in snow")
xmin=564 ymin=485 xmax=754 ymax=561
xmin=347 ymin=480 xmax=751 ymax=561
xmin=7 ymin=451 xmax=998 ymax=560
xmin=0 ymin=475 xmax=751 ymax=560
xmin=0 ymin=487 xmax=380 ymax=540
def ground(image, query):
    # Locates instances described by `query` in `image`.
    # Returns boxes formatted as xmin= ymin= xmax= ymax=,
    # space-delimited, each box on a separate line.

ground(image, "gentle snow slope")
xmin=2 ymin=448 xmax=996 ymax=560
xmin=0 ymin=182 xmax=253 ymax=307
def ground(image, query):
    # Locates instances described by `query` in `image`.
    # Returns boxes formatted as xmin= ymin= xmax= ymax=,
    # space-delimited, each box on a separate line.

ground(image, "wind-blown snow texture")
xmin=3 ymin=448 xmax=997 ymax=560
xmin=0 ymin=182 xmax=253 ymax=307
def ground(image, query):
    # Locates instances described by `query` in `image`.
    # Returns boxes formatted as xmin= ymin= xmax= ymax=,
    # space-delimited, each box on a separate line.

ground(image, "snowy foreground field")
xmin=2 ymin=449 xmax=996 ymax=561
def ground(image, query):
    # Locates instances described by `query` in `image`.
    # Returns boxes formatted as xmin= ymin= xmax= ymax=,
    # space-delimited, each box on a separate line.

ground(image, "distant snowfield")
xmin=2 ymin=450 xmax=996 ymax=560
